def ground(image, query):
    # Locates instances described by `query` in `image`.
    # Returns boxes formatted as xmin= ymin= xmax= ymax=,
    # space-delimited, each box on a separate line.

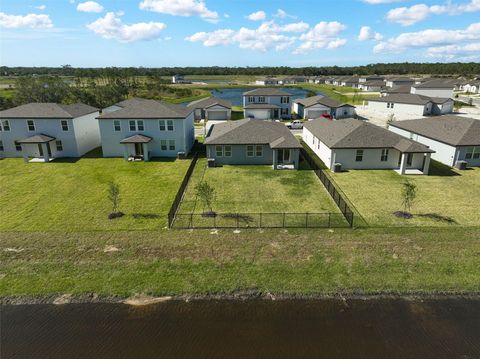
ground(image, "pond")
xmin=2 ymin=298 xmax=479 ymax=358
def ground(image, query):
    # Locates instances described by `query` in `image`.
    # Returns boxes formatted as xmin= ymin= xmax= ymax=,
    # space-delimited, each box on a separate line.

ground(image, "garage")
xmin=306 ymin=109 xmax=329 ymax=119
xmin=207 ymin=110 xmax=228 ymax=120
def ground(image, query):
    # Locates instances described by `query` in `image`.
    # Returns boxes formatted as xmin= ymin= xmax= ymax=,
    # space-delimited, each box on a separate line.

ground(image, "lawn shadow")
xmin=428 ymin=160 xmax=461 ymax=177
xmin=416 ymin=213 xmax=458 ymax=225
xmin=131 ymin=213 xmax=162 ymax=219
xmin=52 ymin=157 xmax=81 ymax=163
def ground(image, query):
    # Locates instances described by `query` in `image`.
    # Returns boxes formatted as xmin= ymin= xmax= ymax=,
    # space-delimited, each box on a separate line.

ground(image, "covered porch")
xmin=394 ymin=151 xmax=432 ymax=175
xmin=18 ymin=134 xmax=56 ymax=163
xmin=120 ymin=134 xmax=152 ymax=162
xmin=272 ymin=146 xmax=300 ymax=170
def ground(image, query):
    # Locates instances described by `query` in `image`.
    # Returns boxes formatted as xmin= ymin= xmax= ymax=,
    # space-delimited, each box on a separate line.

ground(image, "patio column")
xmin=42 ymin=143 xmax=49 ymax=162
xmin=399 ymin=153 xmax=407 ymax=175
xmin=423 ymin=153 xmax=431 ymax=175
xmin=123 ymin=145 xmax=129 ymax=160
xmin=143 ymin=143 xmax=149 ymax=161
xmin=272 ymin=149 xmax=277 ymax=170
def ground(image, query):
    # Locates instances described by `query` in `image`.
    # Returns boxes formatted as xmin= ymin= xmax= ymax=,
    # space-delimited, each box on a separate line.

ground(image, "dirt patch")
xmin=53 ymin=294 xmax=73 ymax=305
xmin=124 ymin=294 xmax=173 ymax=306
xmin=103 ymin=245 xmax=121 ymax=253
xmin=4 ymin=247 xmax=24 ymax=253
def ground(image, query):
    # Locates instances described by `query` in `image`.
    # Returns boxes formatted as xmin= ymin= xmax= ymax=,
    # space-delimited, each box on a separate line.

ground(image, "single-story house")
xmin=368 ymin=94 xmax=453 ymax=116
xmin=340 ymin=76 xmax=359 ymax=88
xmin=293 ymin=96 xmax=355 ymax=119
xmin=0 ymin=102 xmax=100 ymax=162
xmin=411 ymin=79 xmax=455 ymax=98
xmin=358 ymin=80 xmax=386 ymax=92
xmin=97 ymin=98 xmax=194 ymax=161
xmin=385 ymin=77 xmax=415 ymax=89
xmin=463 ymin=82 xmax=480 ymax=94
xmin=243 ymin=88 xmax=292 ymax=120
xmin=388 ymin=116 xmax=480 ymax=167
xmin=204 ymin=118 xmax=302 ymax=169
xmin=303 ymin=118 xmax=434 ymax=175
xmin=187 ymin=97 xmax=232 ymax=121
xmin=380 ymin=84 xmax=412 ymax=97
xmin=255 ymin=78 xmax=280 ymax=86
xmin=358 ymin=76 xmax=384 ymax=83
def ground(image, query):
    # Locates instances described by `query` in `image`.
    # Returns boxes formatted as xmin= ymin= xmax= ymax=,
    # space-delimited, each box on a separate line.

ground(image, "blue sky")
xmin=1 ymin=0 xmax=479 ymax=67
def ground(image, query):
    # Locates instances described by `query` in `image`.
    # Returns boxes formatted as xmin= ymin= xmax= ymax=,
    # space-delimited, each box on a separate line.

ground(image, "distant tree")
xmin=195 ymin=182 xmax=215 ymax=213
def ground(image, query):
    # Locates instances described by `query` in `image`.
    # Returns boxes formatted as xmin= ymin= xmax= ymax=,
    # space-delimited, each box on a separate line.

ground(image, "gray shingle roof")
xmin=243 ymin=88 xmax=291 ymax=96
xmin=295 ymin=95 xmax=355 ymax=109
xmin=120 ymin=134 xmax=153 ymax=144
xmin=383 ymin=85 xmax=412 ymax=94
xmin=389 ymin=116 xmax=480 ymax=146
xmin=18 ymin=134 xmax=56 ymax=144
xmin=413 ymin=79 xmax=456 ymax=89
xmin=204 ymin=119 xmax=301 ymax=149
xmin=0 ymin=103 xmax=98 ymax=119
xmin=98 ymin=98 xmax=193 ymax=119
xmin=304 ymin=118 xmax=433 ymax=153
xmin=187 ymin=96 xmax=232 ymax=109
xmin=369 ymin=94 xmax=431 ymax=105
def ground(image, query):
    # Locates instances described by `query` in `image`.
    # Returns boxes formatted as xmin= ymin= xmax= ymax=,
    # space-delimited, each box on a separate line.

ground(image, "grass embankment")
xmin=178 ymin=159 xmax=340 ymax=214
xmin=1 ymin=227 xmax=479 ymax=298
xmin=0 ymin=156 xmax=191 ymax=231
xmin=296 ymin=84 xmax=378 ymax=105
xmin=331 ymin=163 xmax=480 ymax=227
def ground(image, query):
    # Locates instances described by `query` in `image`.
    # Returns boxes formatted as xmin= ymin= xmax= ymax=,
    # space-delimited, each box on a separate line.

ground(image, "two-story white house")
xmin=97 ymin=98 xmax=195 ymax=161
xmin=0 ymin=103 xmax=100 ymax=162
xmin=243 ymin=88 xmax=292 ymax=120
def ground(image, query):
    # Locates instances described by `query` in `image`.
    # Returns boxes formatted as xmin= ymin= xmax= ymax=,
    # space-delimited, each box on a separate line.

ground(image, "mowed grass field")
xmin=179 ymin=159 xmax=340 ymax=214
xmin=0 ymin=155 xmax=191 ymax=231
xmin=330 ymin=162 xmax=480 ymax=227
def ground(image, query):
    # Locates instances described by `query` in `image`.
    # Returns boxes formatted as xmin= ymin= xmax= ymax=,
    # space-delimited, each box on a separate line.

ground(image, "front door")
xmin=278 ymin=149 xmax=290 ymax=164
xmin=134 ymin=143 xmax=144 ymax=156
xmin=38 ymin=144 xmax=44 ymax=157
xmin=273 ymin=109 xmax=279 ymax=118
xmin=406 ymin=153 xmax=413 ymax=167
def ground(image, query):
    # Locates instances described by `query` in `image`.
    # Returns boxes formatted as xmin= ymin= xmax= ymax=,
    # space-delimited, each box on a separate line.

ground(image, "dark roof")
xmin=204 ymin=118 xmax=301 ymax=149
xmin=243 ymin=88 xmax=291 ymax=96
xmin=120 ymin=134 xmax=153 ymax=144
xmin=413 ymin=79 xmax=456 ymax=89
xmin=389 ymin=116 xmax=480 ymax=146
xmin=295 ymin=95 xmax=355 ymax=109
xmin=383 ymin=85 xmax=412 ymax=94
xmin=98 ymin=98 xmax=193 ymax=119
xmin=361 ymin=80 xmax=386 ymax=87
xmin=18 ymin=134 xmax=56 ymax=144
xmin=0 ymin=103 xmax=99 ymax=119
xmin=304 ymin=118 xmax=433 ymax=153
xmin=187 ymin=96 xmax=232 ymax=109
xmin=387 ymin=77 xmax=414 ymax=82
xmin=369 ymin=93 xmax=451 ymax=106
xmin=244 ymin=104 xmax=280 ymax=109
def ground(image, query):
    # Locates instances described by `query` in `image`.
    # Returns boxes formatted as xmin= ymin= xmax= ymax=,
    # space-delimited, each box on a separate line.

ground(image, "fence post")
xmin=214 ymin=214 xmax=216 ymax=228
xmin=259 ymin=213 xmax=262 ymax=228
xmin=328 ymin=213 xmax=331 ymax=227
xmin=305 ymin=212 xmax=309 ymax=228
xmin=283 ymin=212 xmax=286 ymax=227
xmin=236 ymin=213 xmax=239 ymax=228
xmin=190 ymin=213 xmax=193 ymax=229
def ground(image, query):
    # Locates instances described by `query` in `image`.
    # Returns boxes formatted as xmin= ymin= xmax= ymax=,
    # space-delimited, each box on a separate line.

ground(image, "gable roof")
xmin=361 ymin=80 xmax=386 ymax=87
xmin=389 ymin=116 xmax=480 ymax=147
xmin=243 ymin=88 xmax=291 ymax=96
xmin=294 ymin=95 xmax=354 ymax=109
xmin=120 ymin=134 xmax=153 ymax=144
xmin=304 ymin=118 xmax=433 ymax=153
xmin=413 ymin=79 xmax=456 ymax=89
xmin=204 ymin=118 xmax=301 ymax=149
xmin=369 ymin=93 xmax=451 ymax=106
xmin=187 ymin=96 xmax=232 ymax=109
xmin=17 ymin=134 xmax=56 ymax=144
xmin=382 ymin=85 xmax=412 ymax=94
xmin=97 ymin=98 xmax=193 ymax=119
xmin=0 ymin=103 xmax=99 ymax=119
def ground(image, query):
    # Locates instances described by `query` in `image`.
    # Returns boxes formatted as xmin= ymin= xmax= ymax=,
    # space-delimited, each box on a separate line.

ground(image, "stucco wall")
xmin=206 ymin=144 xmax=273 ymax=165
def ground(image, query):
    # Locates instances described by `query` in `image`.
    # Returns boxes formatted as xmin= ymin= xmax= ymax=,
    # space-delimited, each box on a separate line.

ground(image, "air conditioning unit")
xmin=207 ymin=158 xmax=216 ymax=168
xmin=177 ymin=152 xmax=186 ymax=159
xmin=333 ymin=163 xmax=342 ymax=172
xmin=455 ymin=160 xmax=467 ymax=170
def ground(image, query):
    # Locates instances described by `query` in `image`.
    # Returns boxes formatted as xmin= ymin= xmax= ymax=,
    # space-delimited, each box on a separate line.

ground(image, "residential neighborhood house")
xmin=187 ymin=96 xmax=232 ymax=121
xmin=388 ymin=116 xmax=480 ymax=167
xmin=243 ymin=88 xmax=292 ymax=120
xmin=97 ymin=98 xmax=194 ymax=161
xmin=293 ymin=96 xmax=356 ymax=119
xmin=411 ymin=79 xmax=455 ymax=98
xmin=0 ymin=102 xmax=100 ymax=162
xmin=303 ymin=118 xmax=434 ymax=175
xmin=368 ymin=94 xmax=454 ymax=116
xmin=204 ymin=118 xmax=302 ymax=169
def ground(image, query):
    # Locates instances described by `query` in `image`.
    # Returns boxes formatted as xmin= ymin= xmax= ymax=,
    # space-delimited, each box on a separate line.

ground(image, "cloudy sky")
xmin=1 ymin=0 xmax=479 ymax=67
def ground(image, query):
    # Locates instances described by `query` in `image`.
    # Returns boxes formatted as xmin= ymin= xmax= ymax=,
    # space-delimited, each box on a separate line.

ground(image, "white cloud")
xmin=282 ymin=22 xmax=309 ymax=33
xmin=294 ymin=21 xmax=347 ymax=54
xmin=358 ymin=26 xmax=383 ymax=41
xmin=387 ymin=0 xmax=480 ymax=26
xmin=0 ymin=12 xmax=53 ymax=28
xmin=185 ymin=29 xmax=235 ymax=47
xmin=274 ymin=9 xmax=296 ymax=19
xmin=87 ymin=12 xmax=166 ymax=42
xmin=426 ymin=42 xmax=480 ymax=59
xmin=246 ymin=11 xmax=266 ymax=21
xmin=374 ymin=22 xmax=480 ymax=54
xmin=139 ymin=0 xmax=219 ymax=23
xmin=77 ymin=1 xmax=104 ymax=13
xmin=34 ymin=5 xmax=47 ymax=10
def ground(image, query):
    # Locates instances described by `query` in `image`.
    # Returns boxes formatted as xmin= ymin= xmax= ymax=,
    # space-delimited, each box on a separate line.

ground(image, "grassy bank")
xmin=296 ymin=84 xmax=378 ymax=104
xmin=1 ymin=227 xmax=479 ymax=298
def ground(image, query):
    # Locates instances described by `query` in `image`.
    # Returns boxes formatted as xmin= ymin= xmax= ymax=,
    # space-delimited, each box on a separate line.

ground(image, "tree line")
xmin=1 ymin=62 xmax=480 ymax=78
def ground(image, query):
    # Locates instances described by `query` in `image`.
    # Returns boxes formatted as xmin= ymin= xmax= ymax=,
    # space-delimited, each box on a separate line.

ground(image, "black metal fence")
xmin=167 ymin=153 xmax=199 ymax=228
xmin=300 ymin=148 xmax=355 ymax=227
xmin=173 ymin=212 xmax=349 ymax=229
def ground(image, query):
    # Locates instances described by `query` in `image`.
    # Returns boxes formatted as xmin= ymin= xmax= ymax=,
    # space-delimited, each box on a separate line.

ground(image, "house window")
xmin=281 ymin=96 xmax=290 ymax=104
xmin=113 ymin=120 xmax=121 ymax=131
xmin=27 ymin=120 xmax=35 ymax=131
xmin=159 ymin=120 xmax=166 ymax=131
xmin=15 ymin=141 xmax=22 ymax=152
xmin=224 ymin=145 xmax=232 ymax=157
xmin=129 ymin=120 xmax=144 ymax=131
xmin=381 ymin=149 xmax=389 ymax=162
xmin=216 ymin=145 xmax=223 ymax=157
xmin=465 ymin=146 xmax=479 ymax=159
xmin=0 ymin=120 xmax=10 ymax=131
xmin=137 ymin=120 xmax=144 ymax=131
xmin=258 ymin=96 xmax=266 ymax=103
xmin=248 ymin=96 xmax=255 ymax=103
xmin=129 ymin=120 xmax=136 ymax=131
xmin=61 ymin=120 xmax=69 ymax=131
xmin=281 ymin=108 xmax=289 ymax=116
xmin=167 ymin=120 xmax=174 ymax=131
xmin=355 ymin=149 xmax=364 ymax=162
xmin=256 ymin=145 xmax=263 ymax=157
xmin=169 ymin=140 xmax=175 ymax=151
xmin=0 ymin=140 xmax=4 ymax=151
xmin=160 ymin=140 xmax=167 ymax=150
xmin=246 ymin=145 xmax=254 ymax=157
xmin=55 ymin=140 xmax=63 ymax=151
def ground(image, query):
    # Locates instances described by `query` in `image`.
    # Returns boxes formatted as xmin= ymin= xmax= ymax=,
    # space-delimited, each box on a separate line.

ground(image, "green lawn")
xmin=296 ymin=84 xmax=378 ymax=105
xmin=0 ymin=155 xmax=191 ymax=231
xmin=179 ymin=159 xmax=340 ymax=215
xmin=330 ymin=162 xmax=480 ymax=227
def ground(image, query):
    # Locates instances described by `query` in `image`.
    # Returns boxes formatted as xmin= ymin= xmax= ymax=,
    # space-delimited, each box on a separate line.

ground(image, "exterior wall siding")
xmin=243 ymin=94 xmax=291 ymax=119
xmin=206 ymin=144 xmax=273 ymax=165
xmin=411 ymin=87 xmax=453 ymax=98
xmin=72 ymin=112 xmax=101 ymax=156
xmin=368 ymin=101 xmax=429 ymax=116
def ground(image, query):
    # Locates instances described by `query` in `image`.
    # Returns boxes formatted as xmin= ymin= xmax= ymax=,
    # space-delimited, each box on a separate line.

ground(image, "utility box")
xmin=455 ymin=160 xmax=467 ymax=170
xmin=333 ymin=163 xmax=342 ymax=173
xmin=207 ymin=158 xmax=216 ymax=168
xmin=177 ymin=152 xmax=186 ymax=160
